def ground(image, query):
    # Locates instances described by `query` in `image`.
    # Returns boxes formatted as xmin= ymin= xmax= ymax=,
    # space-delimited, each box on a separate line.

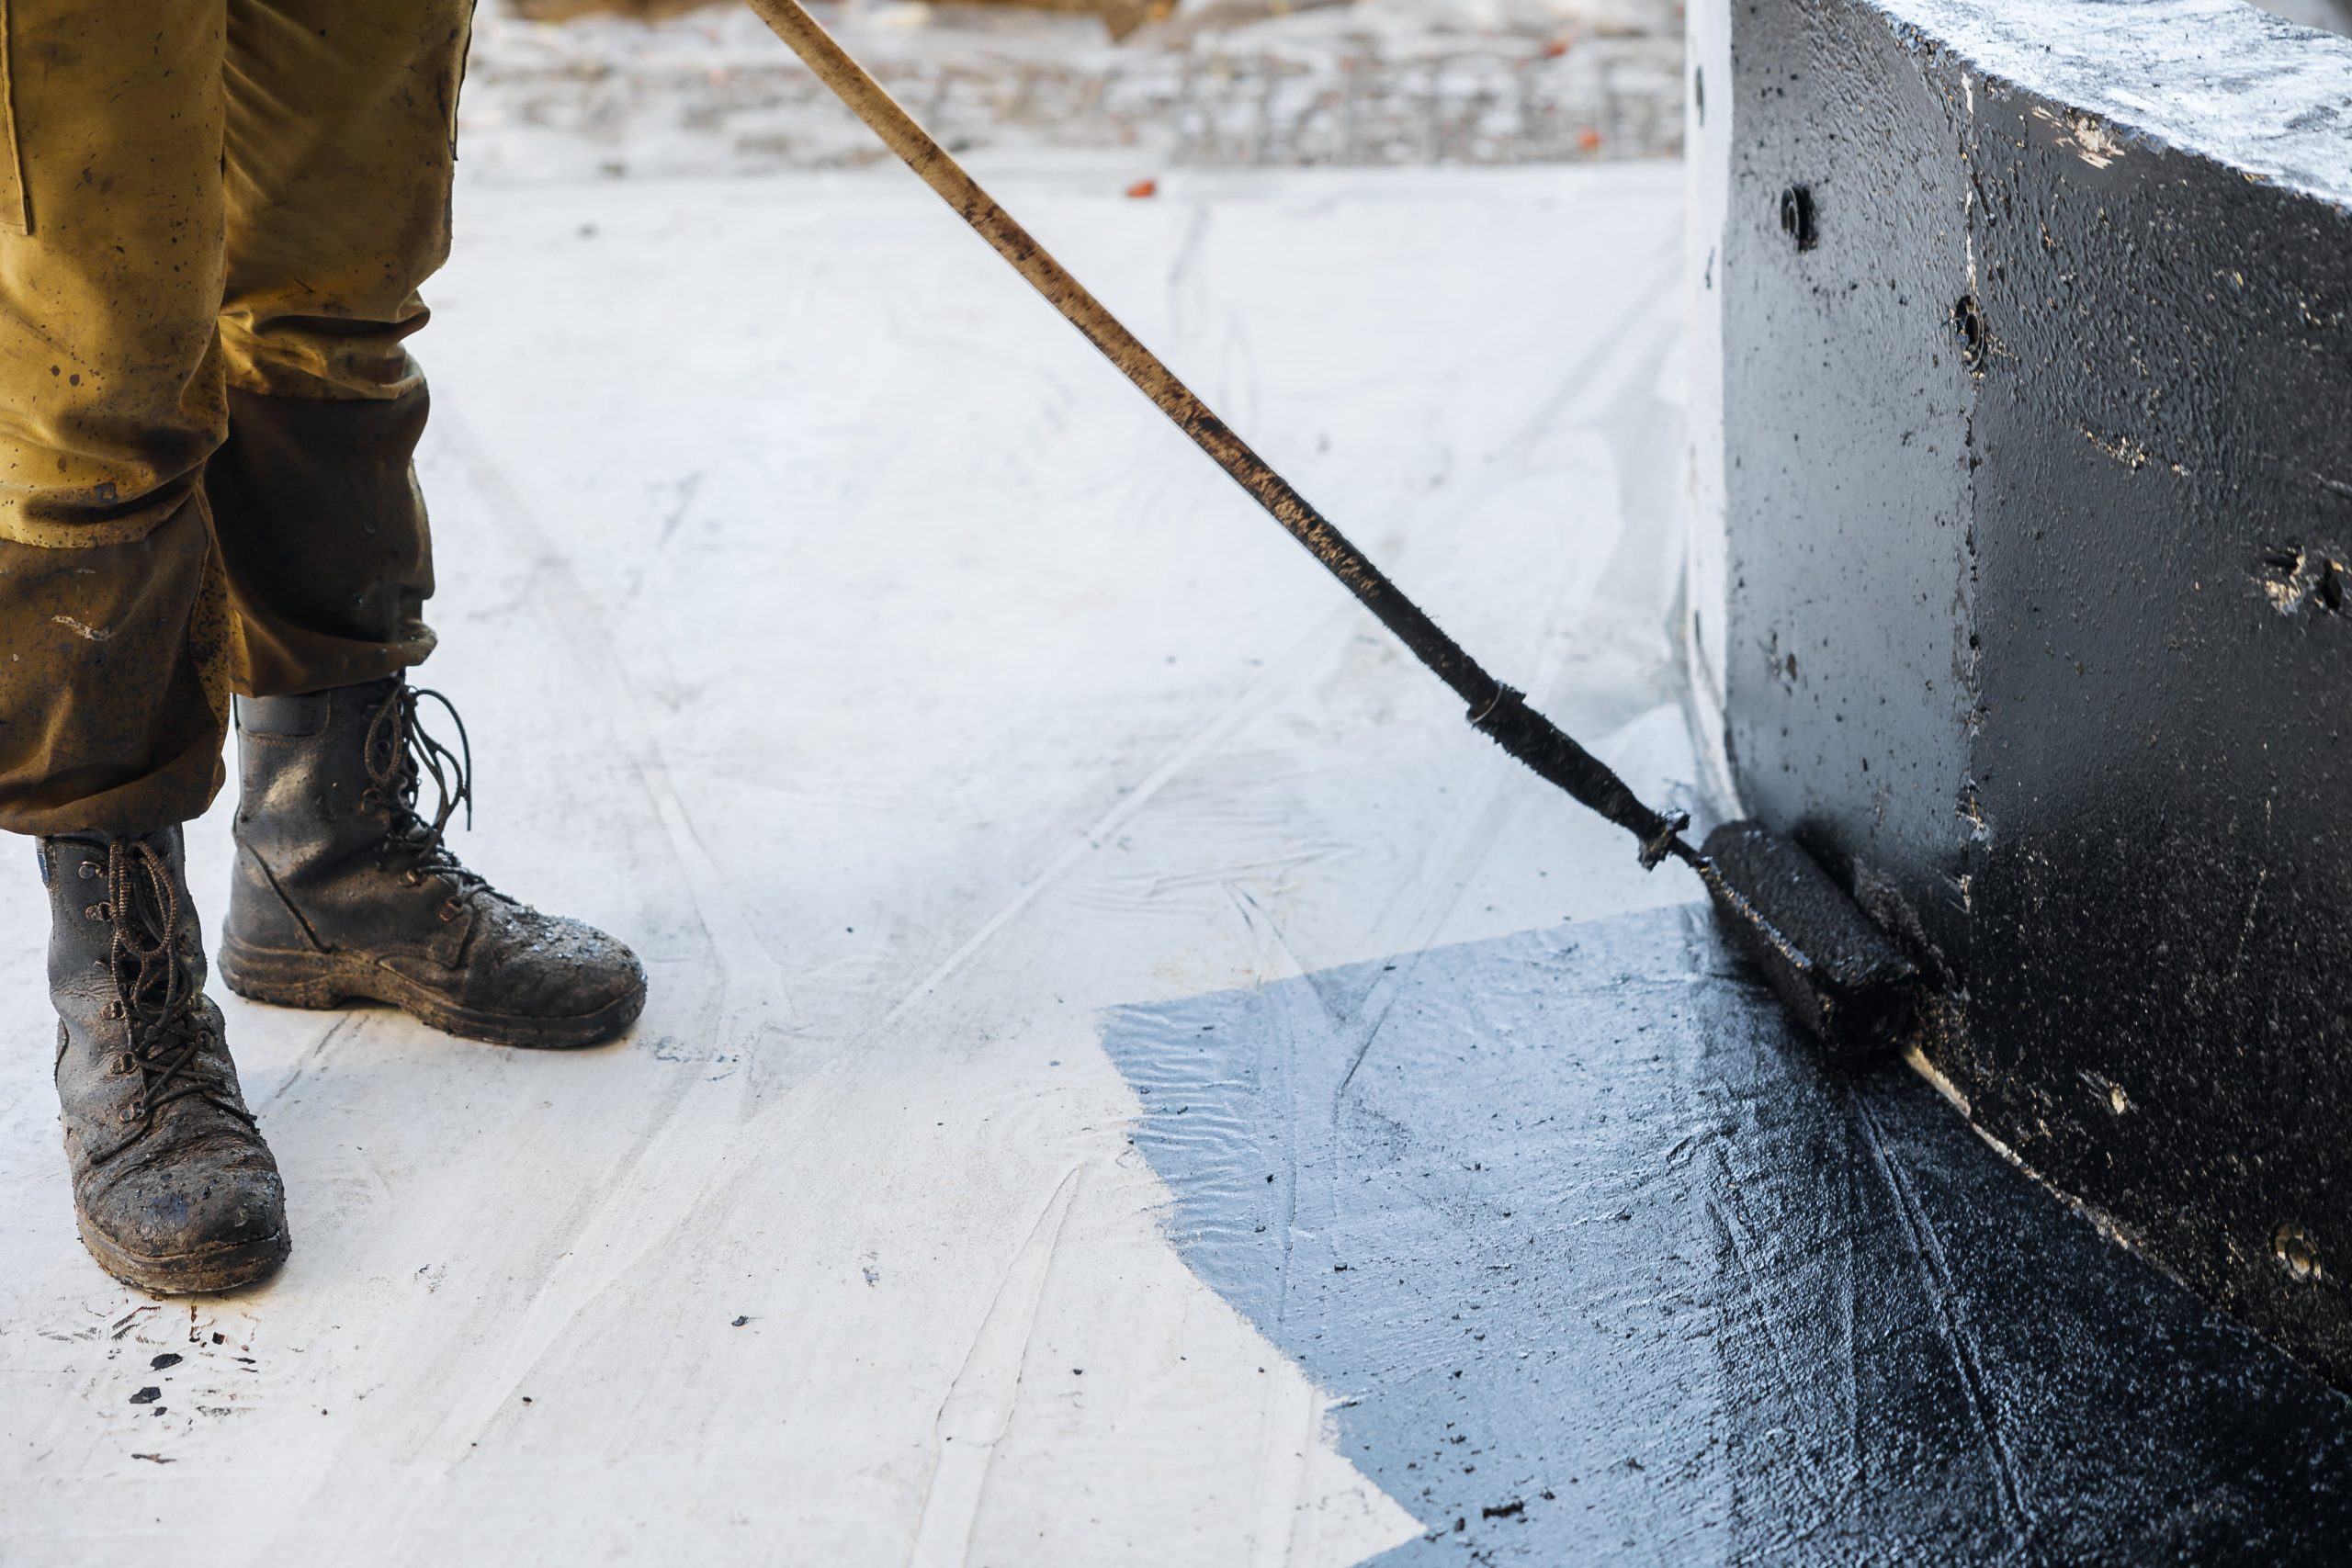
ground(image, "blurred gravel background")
xmin=460 ymin=0 xmax=1690 ymax=180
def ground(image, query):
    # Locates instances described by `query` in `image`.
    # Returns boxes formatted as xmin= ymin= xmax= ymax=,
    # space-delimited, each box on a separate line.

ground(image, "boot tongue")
xmin=46 ymin=825 xmax=175 ymax=857
xmin=235 ymin=691 xmax=333 ymax=738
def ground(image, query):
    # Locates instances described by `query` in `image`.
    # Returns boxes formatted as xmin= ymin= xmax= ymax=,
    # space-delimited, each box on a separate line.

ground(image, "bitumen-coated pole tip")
xmin=1695 ymin=820 xmax=1918 ymax=1062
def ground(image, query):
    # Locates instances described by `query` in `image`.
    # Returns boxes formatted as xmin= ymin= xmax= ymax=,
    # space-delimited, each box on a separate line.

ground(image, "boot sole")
xmin=217 ymin=939 xmax=646 ymax=1050
xmin=78 ymin=1217 xmax=290 ymax=1296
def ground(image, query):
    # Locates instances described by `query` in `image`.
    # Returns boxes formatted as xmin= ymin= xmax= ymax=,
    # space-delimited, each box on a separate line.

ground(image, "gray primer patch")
xmin=1100 ymin=908 xmax=2352 ymax=1562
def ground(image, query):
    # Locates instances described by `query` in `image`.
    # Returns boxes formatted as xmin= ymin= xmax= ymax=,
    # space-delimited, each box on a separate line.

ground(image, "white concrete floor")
xmin=0 ymin=159 xmax=1695 ymax=1563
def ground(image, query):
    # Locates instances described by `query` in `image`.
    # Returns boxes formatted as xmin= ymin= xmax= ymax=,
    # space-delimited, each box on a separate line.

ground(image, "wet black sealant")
xmin=1721 ymin=0 xmax=2352 ymax=1384
xmin=1100 ymin=911 xmax=2352 ymax=1564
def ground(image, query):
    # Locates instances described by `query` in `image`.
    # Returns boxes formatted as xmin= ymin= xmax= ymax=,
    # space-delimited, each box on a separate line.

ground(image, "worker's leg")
xmin=0 ymin=1 xmax=291 ymax=1294
xmin=0 ymin=0 xmax=237 ymax=836
xmin=212 ymin=0 xmax=645 ymax=1048
xmin=208 ymin=0 xmax=467 ymax=696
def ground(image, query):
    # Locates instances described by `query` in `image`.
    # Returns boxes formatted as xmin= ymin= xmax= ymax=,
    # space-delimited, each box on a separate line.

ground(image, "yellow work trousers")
xmin=0 ymin=0 xmax=472 ymax=835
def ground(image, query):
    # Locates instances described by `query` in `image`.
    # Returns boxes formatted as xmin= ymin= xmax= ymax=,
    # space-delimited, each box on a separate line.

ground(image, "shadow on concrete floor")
xmin=1101 ymin=907 xmax=2352 ymax=1563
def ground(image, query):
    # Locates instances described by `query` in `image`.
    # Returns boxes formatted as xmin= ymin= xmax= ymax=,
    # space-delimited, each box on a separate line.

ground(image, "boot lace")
xmin=361 ymin=685 xmax=491 ymax=906
xmin=92 ymin=840 xmax=252 ymax=1163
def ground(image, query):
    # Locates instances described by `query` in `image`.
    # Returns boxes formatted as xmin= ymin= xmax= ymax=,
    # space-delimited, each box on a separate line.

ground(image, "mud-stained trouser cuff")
xmin=0 ymin=501 xmax=234 ymax=838
xmin=209 ymin=384 xmax=438 ymax=699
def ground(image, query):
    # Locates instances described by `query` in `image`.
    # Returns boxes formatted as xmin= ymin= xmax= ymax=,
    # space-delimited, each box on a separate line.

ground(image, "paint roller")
xmin=740 ymin=0 xmax=1920 ymax=1060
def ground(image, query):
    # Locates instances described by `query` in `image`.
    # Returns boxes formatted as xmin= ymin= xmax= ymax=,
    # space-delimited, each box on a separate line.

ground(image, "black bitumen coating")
xmin=1720 ymin=0 xmax=2352 ymax=1384
xmin=1100 ymin=910 xmax=2352 ymax=1563
xmin=1702 ymin=819 xmax=1917 ymax=1056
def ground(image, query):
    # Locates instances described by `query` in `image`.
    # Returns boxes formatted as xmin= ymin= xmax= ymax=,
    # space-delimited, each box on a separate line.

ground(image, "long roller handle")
xmin=741 ymin=0 xmax=1691 ymax=867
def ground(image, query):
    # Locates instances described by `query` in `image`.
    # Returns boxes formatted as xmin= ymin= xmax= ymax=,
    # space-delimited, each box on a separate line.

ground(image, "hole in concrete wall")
xmin=2259 ymin=543 xmax=2347 ymax=616
xmin=1951 ymin=294 xmax=1986 ymax=368
xmin=2276 ymin=1224 xmax=2325 ymax=1283
xmin=1779 ymin=185 xmax=1816 ymax=251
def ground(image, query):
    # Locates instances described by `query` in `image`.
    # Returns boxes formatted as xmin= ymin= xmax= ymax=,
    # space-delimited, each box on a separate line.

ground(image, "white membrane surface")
xmin=0 ymin=159 xmax=1692 ymax=1564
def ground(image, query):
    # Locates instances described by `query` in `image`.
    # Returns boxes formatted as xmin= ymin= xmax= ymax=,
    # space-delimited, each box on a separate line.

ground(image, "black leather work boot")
xmin=42 ymin=828 xmax=290 ymax=1293
xmin=219 ymin=677 xmax=646 ymax=1048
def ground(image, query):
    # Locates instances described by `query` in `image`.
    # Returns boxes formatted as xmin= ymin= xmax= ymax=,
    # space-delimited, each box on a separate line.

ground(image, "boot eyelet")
xmin=401 ymin=870 xmax=423 ymax=888
xmin=119 ymin=1105 xmax=143 ymax=1124
xmin=76 ymin=862 xmax=99 ymax=881
xmin=107 ymin=1052 xmax=137 ymax=1076
xmin=101 ymin=1000 xmax=124 ymax=1020
xmin=84 ymin=902 xmax=111 ymax=922
xmin=437 ymin=899 xmax=461 ymax=923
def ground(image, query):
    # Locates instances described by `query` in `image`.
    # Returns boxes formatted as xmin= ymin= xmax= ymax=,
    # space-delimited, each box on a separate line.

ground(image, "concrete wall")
xmin=1690 ymin=0 xmax=2352 ymax=1385
xmin=1679 ymin=0 xmax=1736 ymax=805
xmin=2255 ymin=0 xmax=2352 ymax=33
